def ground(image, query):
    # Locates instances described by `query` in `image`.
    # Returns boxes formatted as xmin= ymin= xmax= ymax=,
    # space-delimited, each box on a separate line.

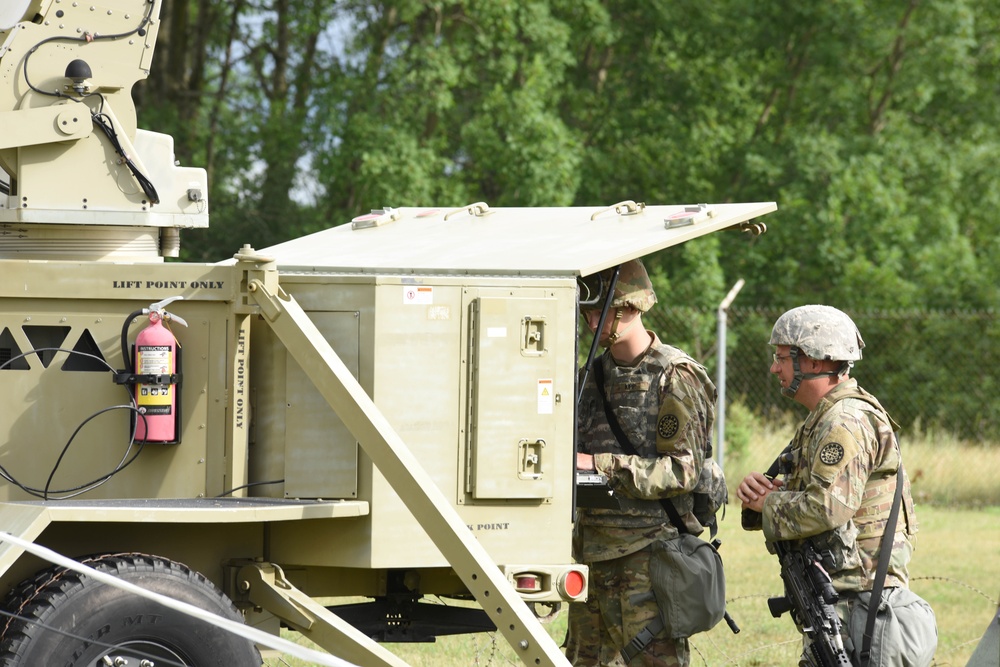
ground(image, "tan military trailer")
xmin=0 ymin=1 xmax=777 ymax=665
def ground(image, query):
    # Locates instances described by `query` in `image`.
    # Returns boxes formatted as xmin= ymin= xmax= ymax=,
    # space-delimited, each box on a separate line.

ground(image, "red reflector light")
xmin=561 ymin=570 xmax=586 ymax=599
xmin=515 ymin=574 xmax=542 ymax=592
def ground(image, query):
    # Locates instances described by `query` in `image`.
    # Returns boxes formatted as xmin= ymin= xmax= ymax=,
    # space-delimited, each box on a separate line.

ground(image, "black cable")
xmin=576 ymin=266 xmax=621 ymax=406
xmin=43 ymin=405 xmax=148 ymax=500
xmin=0 ymin=347 xmax=148 ymax=500
xmin=90 ymin=111 xmax=160 ymax=204
xmin=19 ymin=0 xmax=161 ymax=203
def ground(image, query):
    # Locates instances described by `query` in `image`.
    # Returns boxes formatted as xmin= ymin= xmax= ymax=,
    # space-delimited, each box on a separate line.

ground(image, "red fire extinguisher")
xmin=133 ymin=297 xmax=187 ymax=443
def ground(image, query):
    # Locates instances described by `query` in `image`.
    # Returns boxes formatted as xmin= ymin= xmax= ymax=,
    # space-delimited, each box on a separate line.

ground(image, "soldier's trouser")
xmin=800 ymin=587 xmax=937 ymax=667
xmin=566 ymin=547 xmax=689 ymax=666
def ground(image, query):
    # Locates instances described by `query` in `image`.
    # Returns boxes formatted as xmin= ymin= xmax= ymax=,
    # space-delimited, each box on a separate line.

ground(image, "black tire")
xmin=0 ymin=553 xmax=262 ymax=667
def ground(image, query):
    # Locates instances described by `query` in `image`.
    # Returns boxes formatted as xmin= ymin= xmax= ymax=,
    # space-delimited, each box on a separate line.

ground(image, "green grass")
xmin=266 ymin=424 xmax=1000 ymax=666
xmin=723 ymin=407 xmax=1000 ymax=509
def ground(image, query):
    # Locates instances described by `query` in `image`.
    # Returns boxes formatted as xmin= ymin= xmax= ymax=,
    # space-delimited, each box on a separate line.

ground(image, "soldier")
xmin=569 ymin=259 xmax=718 ymax=666
xmin=737 ymin=305 xmax=937 ymax=667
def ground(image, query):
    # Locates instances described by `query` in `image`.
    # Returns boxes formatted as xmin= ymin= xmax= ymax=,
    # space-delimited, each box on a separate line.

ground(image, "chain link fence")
xmin=643 ymin=305 xmax=1000 ymax=441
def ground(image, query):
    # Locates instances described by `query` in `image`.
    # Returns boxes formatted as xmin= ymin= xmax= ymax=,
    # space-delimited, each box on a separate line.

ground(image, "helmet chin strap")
xmin=781 ymin=348 xmax=853 ymax=397
xmin=602 ymin=308 xmax=641 ymax=348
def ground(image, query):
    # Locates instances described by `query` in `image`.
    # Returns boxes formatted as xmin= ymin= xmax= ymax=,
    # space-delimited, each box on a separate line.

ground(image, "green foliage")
xmin=718 ymin=399 xmax=764 ymax=465
xmin=138 ymin=1 xmax=1000 ymax=426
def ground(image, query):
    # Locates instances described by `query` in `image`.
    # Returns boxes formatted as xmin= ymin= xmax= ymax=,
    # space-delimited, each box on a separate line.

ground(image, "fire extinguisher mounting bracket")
xmin=112 ymin=372 xmax=182 ymax=387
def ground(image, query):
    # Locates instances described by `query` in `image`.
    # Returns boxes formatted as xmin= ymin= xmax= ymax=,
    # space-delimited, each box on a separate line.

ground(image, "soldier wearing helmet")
xmin=577 ymin=258 xmax=658 ymax=350
xmin=768 ymin=304 xmax=865 ymax=399
xmin=737 ymin=305 xmax=937 ymax=667
xmin=569 ymin=258 xmax=721 ymax=666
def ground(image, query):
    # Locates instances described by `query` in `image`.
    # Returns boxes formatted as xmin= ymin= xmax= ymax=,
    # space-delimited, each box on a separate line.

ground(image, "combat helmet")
xmin=578 ymin=259 xmax=657 ymax=313
xmin=578 ymin=259 xmax=657 ymax=348
xmin=769 ymin=305 xmax=864 ymax=397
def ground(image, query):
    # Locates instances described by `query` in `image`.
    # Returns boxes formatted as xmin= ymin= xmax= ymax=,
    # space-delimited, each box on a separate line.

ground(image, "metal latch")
xmin=518 ymin=439 xmax=545 ymax=480
xmin=521 ymin=316 xmax=547 ymax=356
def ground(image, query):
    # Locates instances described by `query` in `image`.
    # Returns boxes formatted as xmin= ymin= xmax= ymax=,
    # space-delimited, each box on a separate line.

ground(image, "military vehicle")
xmin=0 ymin=1 xmax=776 ymax=665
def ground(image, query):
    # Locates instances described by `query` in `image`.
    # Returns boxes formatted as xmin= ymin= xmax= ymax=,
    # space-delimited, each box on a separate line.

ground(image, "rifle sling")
xmin=860 ymin=461 xmax=904 ymax=667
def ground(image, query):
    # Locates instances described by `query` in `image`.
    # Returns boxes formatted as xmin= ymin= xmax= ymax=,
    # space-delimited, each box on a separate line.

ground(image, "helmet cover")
xmin=769 ymin=305 xmax=864 ymax=361
xmin=579 ymin=259 xmax=657 ymax=313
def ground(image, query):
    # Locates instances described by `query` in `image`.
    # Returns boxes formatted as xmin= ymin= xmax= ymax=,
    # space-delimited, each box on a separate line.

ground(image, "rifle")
xmin=768 ymin=540 xmax=855 ymax=667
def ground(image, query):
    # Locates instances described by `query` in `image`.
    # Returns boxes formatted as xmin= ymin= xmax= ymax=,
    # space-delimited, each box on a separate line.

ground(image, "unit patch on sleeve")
xmin=819 ymin=442 xmax=845 ymax=466
xmin=657 ymin=414 xmax=680 ymax=439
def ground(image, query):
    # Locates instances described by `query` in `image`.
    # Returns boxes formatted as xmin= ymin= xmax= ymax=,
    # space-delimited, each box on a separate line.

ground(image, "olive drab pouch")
xmin=649 ymin=534 xmax=727 ymax=639
xmin=693 ymin=458 xmax=727 ymax=537
xmin=846 ymin=588 xmax=937 ymax=667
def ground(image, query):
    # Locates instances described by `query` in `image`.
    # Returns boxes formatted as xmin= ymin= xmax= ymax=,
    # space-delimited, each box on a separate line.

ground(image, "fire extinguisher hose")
xmin=120 ymin=309 xmax=146 ymax=374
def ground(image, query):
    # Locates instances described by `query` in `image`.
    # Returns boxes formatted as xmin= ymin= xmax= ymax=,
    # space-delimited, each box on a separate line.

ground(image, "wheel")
xmin=0 ymin=553 xmax=262 ymax=667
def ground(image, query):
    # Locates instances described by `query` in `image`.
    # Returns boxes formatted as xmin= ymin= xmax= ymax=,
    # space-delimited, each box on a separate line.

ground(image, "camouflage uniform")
xmin=568 ymin=334 xmax=717 ymax=666
xmin=743 ymin=379 xmax=936 ymax=666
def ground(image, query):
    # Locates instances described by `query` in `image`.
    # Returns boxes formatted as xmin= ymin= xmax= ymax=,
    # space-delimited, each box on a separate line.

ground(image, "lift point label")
xmin=112 ymin=280 xmax=225 ymax=289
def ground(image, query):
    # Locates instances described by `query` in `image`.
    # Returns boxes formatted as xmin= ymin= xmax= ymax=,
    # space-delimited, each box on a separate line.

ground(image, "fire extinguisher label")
xmin=137 ymin=345 xmax=172 ymax=414
xmin=137 ymin=345 xmax=171 ymax=373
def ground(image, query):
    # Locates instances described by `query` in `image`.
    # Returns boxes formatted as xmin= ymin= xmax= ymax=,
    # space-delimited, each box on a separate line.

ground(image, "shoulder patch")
xmin=658 ymin=414 xmax=680 ymax=439
xmin=819 ymin=442 xmax=844 ymax=465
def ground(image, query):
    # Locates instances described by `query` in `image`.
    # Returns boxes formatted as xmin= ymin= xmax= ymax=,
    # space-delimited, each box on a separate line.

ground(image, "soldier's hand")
xmin=736 ymin=472 xmax=783 ymax=512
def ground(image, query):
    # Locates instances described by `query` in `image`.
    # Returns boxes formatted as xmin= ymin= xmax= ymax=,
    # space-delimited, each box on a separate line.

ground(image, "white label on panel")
xmin=403 ymin=286 xmax=433 ymax=304
xmin=537 ymin=379 xmax=554 ymax=414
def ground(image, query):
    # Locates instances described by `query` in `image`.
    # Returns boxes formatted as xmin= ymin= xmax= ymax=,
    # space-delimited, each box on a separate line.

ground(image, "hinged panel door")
xmin=468 ymin=296 xmax=560 ymax=500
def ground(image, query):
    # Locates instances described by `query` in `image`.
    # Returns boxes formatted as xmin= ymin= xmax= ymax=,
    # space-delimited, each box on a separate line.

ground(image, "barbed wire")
xmin=912 ymin=576 xmax=997 ymax=605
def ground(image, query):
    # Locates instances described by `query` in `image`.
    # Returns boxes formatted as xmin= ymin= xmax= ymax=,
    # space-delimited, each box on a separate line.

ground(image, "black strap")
xmin=620 ymin=616 xmax=664 ymax=664
xmin=592 ymin=359 xmax=687 ymax=532
xmin=860 ymin=460 xmax=905 ymax=667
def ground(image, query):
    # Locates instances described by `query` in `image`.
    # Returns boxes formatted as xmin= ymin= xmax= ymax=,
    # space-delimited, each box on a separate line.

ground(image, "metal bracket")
xmin=590 ymin=200 xmax=646 ymax=220
xmin=236 ymin=561 xmax=408 ymax=667
xmin=231 ymin=244 xmax=282 ymax=316
xmin=443 ymin=201 xmax=491 ymax=220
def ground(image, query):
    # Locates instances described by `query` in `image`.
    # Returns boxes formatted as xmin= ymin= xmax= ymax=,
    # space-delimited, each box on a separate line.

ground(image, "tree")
xmin=135 ymin=0 xmax=1000 ymax=317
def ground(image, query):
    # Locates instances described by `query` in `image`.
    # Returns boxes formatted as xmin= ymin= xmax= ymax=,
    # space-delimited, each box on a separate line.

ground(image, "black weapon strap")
xmin=860 ymin=452 xmax=905 ymax=667
xmin=591 ymin=358 xmax=687 ymax=532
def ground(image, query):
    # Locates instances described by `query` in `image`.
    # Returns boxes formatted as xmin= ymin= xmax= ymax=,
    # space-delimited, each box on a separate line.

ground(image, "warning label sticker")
xmin=537 ymin=379 xmax=553 ymax=414
xmin=403 ymin=286 xmax=433 ymax=305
